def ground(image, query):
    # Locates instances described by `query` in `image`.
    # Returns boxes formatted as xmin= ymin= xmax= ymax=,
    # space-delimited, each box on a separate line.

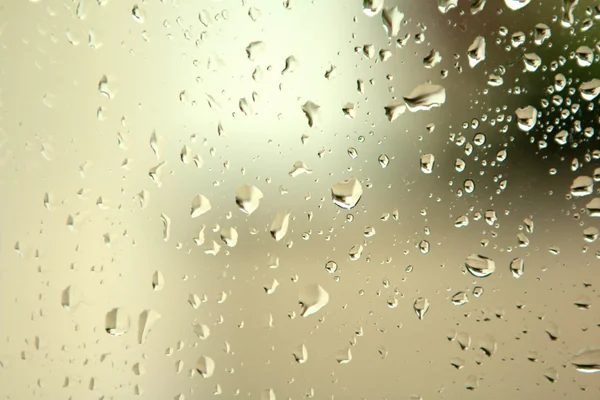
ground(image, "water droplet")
xmin=455 ymin=158 xmax=466 ymax=172
xmin=264 ymin=279 xmax=279 ymax=295
xmin=149 ymin=131 xmax=160 ymax=158
xmin=488 ymin=74 xmax=504 ymax=87
xmin=464 ymin=179 xmax=476 ymax=194
xmin=105 ymin=308 xmax=130 ymax=336
xmin=523 ymin=53 xmax=542 ymax=72
xmin=220 ymin=227 xmax=239 ymax=247
xmin=404 ymin=83 xmax=446 ymax=111
xmin=191 ymin=194 xmax=212 ymax=218
xmin=470 ymin=0 xmax=487 ymax=13
xmin=423 ymin=49 xmax=442 ymax=68
xmin=363 ymin=0 xmax=384 ymax=16
xmin=248 ymin=7 xmax=262 ymax=21
xmin=511 ymin=31 xmax=526 ymax=47
xmin=378 ymin=154 xmax=390 ymax=168
xmin=325 ymin=261 xmax=338 ymax=274
xmin=583 ymin=226 xmax=598 ymax=242
xmin=515 ymin=105 xmax=537 ymax=131
xmin=579 ymin=79 xmax=600 ymax=101
xmin=450 ymin=357 xmax=465 ymax=369
xmin=524 ymin=218 xmax=534 ymax=233
xmin=196 ymin=356 xmax=215 ymax=378
xmin=473 ymin=133 xmax=486 ymax=146
xmin=331 ymin=177 xmax=363 ymax=209
xmin=349 ymin=244 xmax=364 ymax=260
xmin=381 ymin=6 xmax=404 ymax=37
xmin=347 ymin=147 xmax=359 ymax=159
xmin=193 ymin=323 xmax=210 ymax=340
xmin=504 ymin=0 xmax=531 ymax=11
xmin=479 ymin=334 xmax=497 ymax=356
xmin=413 ymin=297 xmax=430 ymax=320
xmin=335 ymin=347 xmax=353 ymax=364
xmin=261 ymin=388 xmax=276 ymax=400
xmin=293 ymin=344 xmax=308 ymax=363
xmin=138 ymin=309 xmax=161 ymax=344
xmin=473 ymin=286 xmax=484 ymax=297
xmin=61 ymin=286 xmax=82 ymax=312
xmin=465 ymin=254 xmax=496 ymax=278
xmin=451 ymin=291 xmax=469 ymax=306
xmin=246 ymin=41 xmax=265 ymax=61
xmin=571 ymin=176 xmax=594 ymax=197
xmin=420 ymin=154 xmax=435 ymax=174
xmin=467 ymin=36 xmax=486 ymax=68
xmin=289 ymin=161 xmax=313 ymax=177
xmin=419 ymin=240 xmax=430 ymax=254
xmin=571 ymin=349 xmax=600 ymax=373
xmin=495 ymin=150 xmax=507 ymax=163
xmin=465 ymin=375 xmax=479 ymax=390
xmin=534 ymin=23 xmax=551 ymax=45
xmin=133 ymin=362 xmax=146 ymax=376
xmin=236 ymin=185 xmax=264 ymax=215
xmin=281 ymin=55 xmax=298 ymax=75
xmin=299 ymin=284 xmax=329 ymax=317
xmin=132 ymin=5 xmax=145 ymax=22
xmin=152 ymin=270 xmax=165 ymax=290
xmin=384 ymin=102 xmax=406 ymax=121
xmin=457 ymin=332 xmax=471 ymax=349
xmin=301 ymin=101 xmax=321 ymax=127
xmin=544 ymin=367 xmax=558 ymax=382
xmin=576 ymin=46 xmax=594 ymax=67
xmin=546 ymin=322 xmax=560 ymax=341
xmin=561 ymin=0 xmax=580 ymax=27
xmin=342 ymin=103 xmax=357 ymax=119
xmin=438 ymin=0 xmax=458 ymax=13
xmin=509 ymin=257 xmax=524 ymax=278
xmin=455 ymin=215 xmax=469 ymax=227
xmin=270 ymin=211 xmax=291 ymax=241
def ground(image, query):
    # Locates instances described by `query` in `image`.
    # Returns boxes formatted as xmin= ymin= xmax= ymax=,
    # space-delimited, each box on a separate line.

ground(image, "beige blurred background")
xmin=1 ymin=0 xmax=600 ymax=399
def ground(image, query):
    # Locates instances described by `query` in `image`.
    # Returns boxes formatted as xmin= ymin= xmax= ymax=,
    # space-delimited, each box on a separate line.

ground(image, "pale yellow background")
xmin=0 ymin=0 xmax=599 ymax=399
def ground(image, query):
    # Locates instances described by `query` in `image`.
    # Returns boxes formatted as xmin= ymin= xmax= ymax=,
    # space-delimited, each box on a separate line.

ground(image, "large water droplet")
xmin=465 ymin=254 xmax=496 ymax=278
xmin=299 ymin=284 xmax=329 ymax=317
xmin=509 ymin=257 xmax=524 ymax=278
xmin=152 ymin=270 xmax=165 ymax=291
xmin=404 ymin=83 xmax=446 ymax=111
xmin=451 ymin=291 xmax=469 ymax=306
xmin=381 ymin=6 xmax=403 ymax=37
xmin=523 ymin=53 xmax=542 ymax=72
xmin=293 ymin=344 xmax=308 ymax=363
xmin=191 ymin=194 xmax=212 ymax=218
xmin=138 ymin=310 xmax=161 ymax=344
xmin=579 ymin=79 xmax=600 ymax=101
xmin=571 ymin=349 xmax=600 ymax=373
xmin=301 ymin=101 xmax=321 ymax=127
xmin=515 ymin=105 xmax=537 ymax=131
xmin=105 ymin=308 xmax=130 ymax=336
xmin=236 ymin=185 xmax=264 ymax=215
xmin=467 ymin=36 xmax=486 ymax=68
xmin=363 ymin=0 xmax=384 ymax=16
xmin=504 ymin=0 xmax=531 ymax=11
xmin=331 ymin=177 xmax=363 ymax=209
xmin=571 ymin=176 xmax=594 ymax=197
xmin=438 ymin=0 xmax=458 ymax=13
xmin=196 ymin=356 xmax=215 ymax=378
xmin=246 ymin=41 xmax=265 ymax=61
xmin=534 ymin=23 xmax=551 ymax=45
xmin=420 ymin=154 xmax=435 ymax=174
xmin=413 ymin=297 xmax=430 ymax=319
xmin=270 ymin=211 xmax=291 ymax=241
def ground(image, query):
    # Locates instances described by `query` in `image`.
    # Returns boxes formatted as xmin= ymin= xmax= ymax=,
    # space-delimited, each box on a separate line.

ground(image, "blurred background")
xmin=1 ymin=0 xmax=600 ymax=399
